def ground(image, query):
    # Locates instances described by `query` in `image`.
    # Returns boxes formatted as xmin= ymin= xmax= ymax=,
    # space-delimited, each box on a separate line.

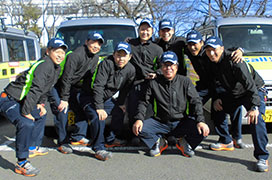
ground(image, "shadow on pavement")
xmin=0 ymin=155 xmax=14 ymax=172
xmin=195 ymin=150 xmax=256 ymax=172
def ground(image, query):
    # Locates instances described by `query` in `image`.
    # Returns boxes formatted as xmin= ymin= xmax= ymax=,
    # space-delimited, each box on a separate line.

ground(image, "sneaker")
xmin=210 ymin=141 xmax=234 ymax=151
xmin=150 ymin=138 xmax=168 ymax=157
xmin=176 ymin=138 xmax=195 ymax=157
xmin=95 ymin=150 xmax=112 ymax=161
xmin=15 ymin=161 xmax=40 ymax=177
xmin=256 ymin=159 xmax=269 ymax=172
xmin=29 ymin=147 xmax=49 ymax=158
xmin=57 ymin=144 xmax=73 ymax=154
xmin=233 ymin=139 xmax=246 ymax=149
xmin=105 ymin=138 xmax=127 ymax=148
xmin=71 ymin=137 xmax=90 ymax=146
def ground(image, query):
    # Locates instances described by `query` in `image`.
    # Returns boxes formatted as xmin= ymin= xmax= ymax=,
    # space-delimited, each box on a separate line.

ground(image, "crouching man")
xmin=133 ymin=51 xmax=209 ymax=157
xmin=77 ymin=42 xmax=135 ymax=161
xmin=0 ymin=38 xmax=67 ymax=176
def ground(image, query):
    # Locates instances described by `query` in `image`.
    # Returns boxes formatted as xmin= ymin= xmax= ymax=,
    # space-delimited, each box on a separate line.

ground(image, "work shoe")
xmin=15 ymin=161 xmax=40 ymax=177
xmin=210 ymin=141 xmax=234 ymax=151
xmin=57 ymin=144 xmax=73 ymax=154
xmin=176 ymin=138 xmax=195 ymax=157
xmin=256 ymin=159 xmax=269 ymax=172
xmin=29 ymin=147 xmax=49 ymax=158
xmin=105 ymin=138 xmax=127 ymax=148
xmin=95 ymin=150 xmax=112 ymax=161
xmin=233 ymin=139 xmax=246 ymax=149
xmin=150 ymin=138 xmax=168 ymax=157
xmin=71 ymin=137 xmax=90 ymax=146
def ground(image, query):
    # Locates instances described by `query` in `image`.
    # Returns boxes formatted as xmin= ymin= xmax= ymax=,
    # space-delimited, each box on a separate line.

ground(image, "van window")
xmin=219 ymin=25 xmax=272 ymax=54
xmin=7 ymin=38 xmax=26 ymax=61
xmin=26 ymin=39 xmax=36 ymax=60
xmin=56 ymin=25 xmax=137 ymax=56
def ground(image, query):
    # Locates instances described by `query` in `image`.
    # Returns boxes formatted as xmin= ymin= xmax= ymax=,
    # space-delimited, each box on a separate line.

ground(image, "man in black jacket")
xmin=49 ymin=32 xmax=104 ymax=154
xmin=77 ymin=42 xmax=135 ymax=161
xmin=205 ymin=36 xmax=269 ymax=172
xmin=133 ymin=51 xmax=209 ymax=157
xmin=186 ymin=30 xmax=246 ymax=149
xmin=127 ymin=18 xmax=163 ymax=138
xmin=155 ymin=19 xmax=187 ymax=76
xmin=0 ymin=38 xmax=67 ymax=176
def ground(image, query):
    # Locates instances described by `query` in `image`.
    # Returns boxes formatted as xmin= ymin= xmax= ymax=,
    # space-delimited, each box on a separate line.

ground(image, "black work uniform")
xmin=209 ymin=50 xmax=269 ymax=161
xmin=0 ymin=57 xmax=60 ymax=159
xmin=135 ymin=74 xmax=205 ymax=149
xmin=57 ymin=45 xmax=100 ymax=101
xmin=77 ymin=56 xmax=135 ymax=151
xmin=156 ymin=35 xmax=187 ymax=75
xmin=127 ymin=37 xmax=163 ymax=126
xmin=48 ymin=45 xmax=100 ymax=145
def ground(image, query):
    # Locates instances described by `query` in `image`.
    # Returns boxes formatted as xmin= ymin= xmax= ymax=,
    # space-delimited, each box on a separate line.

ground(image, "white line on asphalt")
xmin=1 ymin=136 xmax=272 ymax=152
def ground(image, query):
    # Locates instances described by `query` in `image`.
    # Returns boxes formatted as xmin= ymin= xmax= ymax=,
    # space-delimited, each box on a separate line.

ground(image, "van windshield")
xmin=219 ymin=25 xmax=272 ymax=54
xmin=56 ymin=25 xmax=137 ymax=56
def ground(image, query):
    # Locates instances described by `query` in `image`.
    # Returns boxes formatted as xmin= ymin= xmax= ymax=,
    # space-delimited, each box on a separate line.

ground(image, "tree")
xmin=198 ymin=0 xmax=270 ymax=18
xmin=0 ymin=0 xmax=42 ymax=38
xmin=19 ymin=2 xmax=42 ymax=38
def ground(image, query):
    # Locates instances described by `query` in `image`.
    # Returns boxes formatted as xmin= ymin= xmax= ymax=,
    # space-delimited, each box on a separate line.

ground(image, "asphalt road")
xmin=1 ymin=118 xmax=272 ymax=180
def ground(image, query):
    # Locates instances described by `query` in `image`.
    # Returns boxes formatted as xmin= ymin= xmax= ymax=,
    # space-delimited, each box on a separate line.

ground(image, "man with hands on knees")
xmin=77 ymin=42 xmax=135 ymax=161
xmin=205 ymin=36 xmax=269 ymax=172
xmin=133 ymin=51 xmax=209 ymax=158
xmin=0 ymin=38 xmax=67 ymax=176
xmin=49 ymin=32 xmax=104 ymax=154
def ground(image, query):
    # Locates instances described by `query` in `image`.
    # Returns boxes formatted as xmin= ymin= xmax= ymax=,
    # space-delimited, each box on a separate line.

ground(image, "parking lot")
xmin=1 ymin=118 xmax=272 ymax=180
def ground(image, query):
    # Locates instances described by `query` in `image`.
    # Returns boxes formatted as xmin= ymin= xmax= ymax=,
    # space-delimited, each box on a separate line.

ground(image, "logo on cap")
xmin=164 ymin=54 xmax=174 ymax=59
xmin=189 ymin=34 xmax=197 ymax=38
xmin=118 ymin=44 xmax=129 ymax=49
xmin=114 ymin=41 xmax=131 ymax=54
xmin=204 ymin=36 xmax=223 ymax=49
xmin=54 ymin=39 xmax=65 ymax=44
xmin=162 ymin=22 xmax=170 ymax=26
xmin=161 ymin=51 xmax=178 ymax=64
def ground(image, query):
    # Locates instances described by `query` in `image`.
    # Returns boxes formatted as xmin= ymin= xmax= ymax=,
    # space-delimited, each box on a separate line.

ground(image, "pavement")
xmin=1 ymin=118 xmax=272 ymax=180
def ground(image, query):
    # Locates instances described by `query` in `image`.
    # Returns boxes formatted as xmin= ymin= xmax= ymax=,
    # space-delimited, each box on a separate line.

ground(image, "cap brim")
xmin=187 ymin=39 xmax=201 ymax=44
xmin=116 ymin=48 xmax=130 ymax=54
xmin=162 ymin=59 xmax=178 ymax=64
xmin=160 ymin=26 xmax=173 ymax=30
xmin=140 ymin=21 xmax=153 ymax=28
xmin=204 ymin=44 xmax=221 ymax=49
xmin=61 ymin=44 xmax=68 ymax=50
xmin=93 ymin=38 xmax=104 ymax=44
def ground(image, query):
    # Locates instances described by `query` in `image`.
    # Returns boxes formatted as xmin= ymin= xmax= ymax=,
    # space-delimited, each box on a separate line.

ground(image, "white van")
xmin=55 ymin=17 xmax=138 ymax=56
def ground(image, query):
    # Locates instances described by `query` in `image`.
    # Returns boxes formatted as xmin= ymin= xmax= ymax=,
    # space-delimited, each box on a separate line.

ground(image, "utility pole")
xmin=208 ymin=0 xmax=211 ymax=22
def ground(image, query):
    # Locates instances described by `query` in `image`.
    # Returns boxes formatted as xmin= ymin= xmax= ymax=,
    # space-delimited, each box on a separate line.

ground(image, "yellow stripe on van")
xmin=0 ymin=60 xmax=36 ymax=80
xmin=244 ymin=56 xmax=272 ymax=70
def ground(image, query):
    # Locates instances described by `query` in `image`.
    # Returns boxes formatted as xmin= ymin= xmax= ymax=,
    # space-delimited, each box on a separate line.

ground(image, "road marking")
xmin=1 ymin=136 xmax=272 ymax=152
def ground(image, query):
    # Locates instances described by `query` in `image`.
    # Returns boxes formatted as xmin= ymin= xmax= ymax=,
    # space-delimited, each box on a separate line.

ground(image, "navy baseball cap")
xmin=186 ymin=30 xmax=203 ymax=43
xmin=204 ymin=36 xmax=223 ymax=49
xmin=87 ymin=32 xmax=104 ymax=44
xmin=47 ymin=38 xmax=68 ymax=50
xmin=159 ymin=19 xmax=173 ymax=30
xmin=161 ymin=51 xmax=178 ymax=65
xmin=139 ymin=18 xmax=153 ymax=28
xmin=114 ymin=41 xmax=131 ymax=54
